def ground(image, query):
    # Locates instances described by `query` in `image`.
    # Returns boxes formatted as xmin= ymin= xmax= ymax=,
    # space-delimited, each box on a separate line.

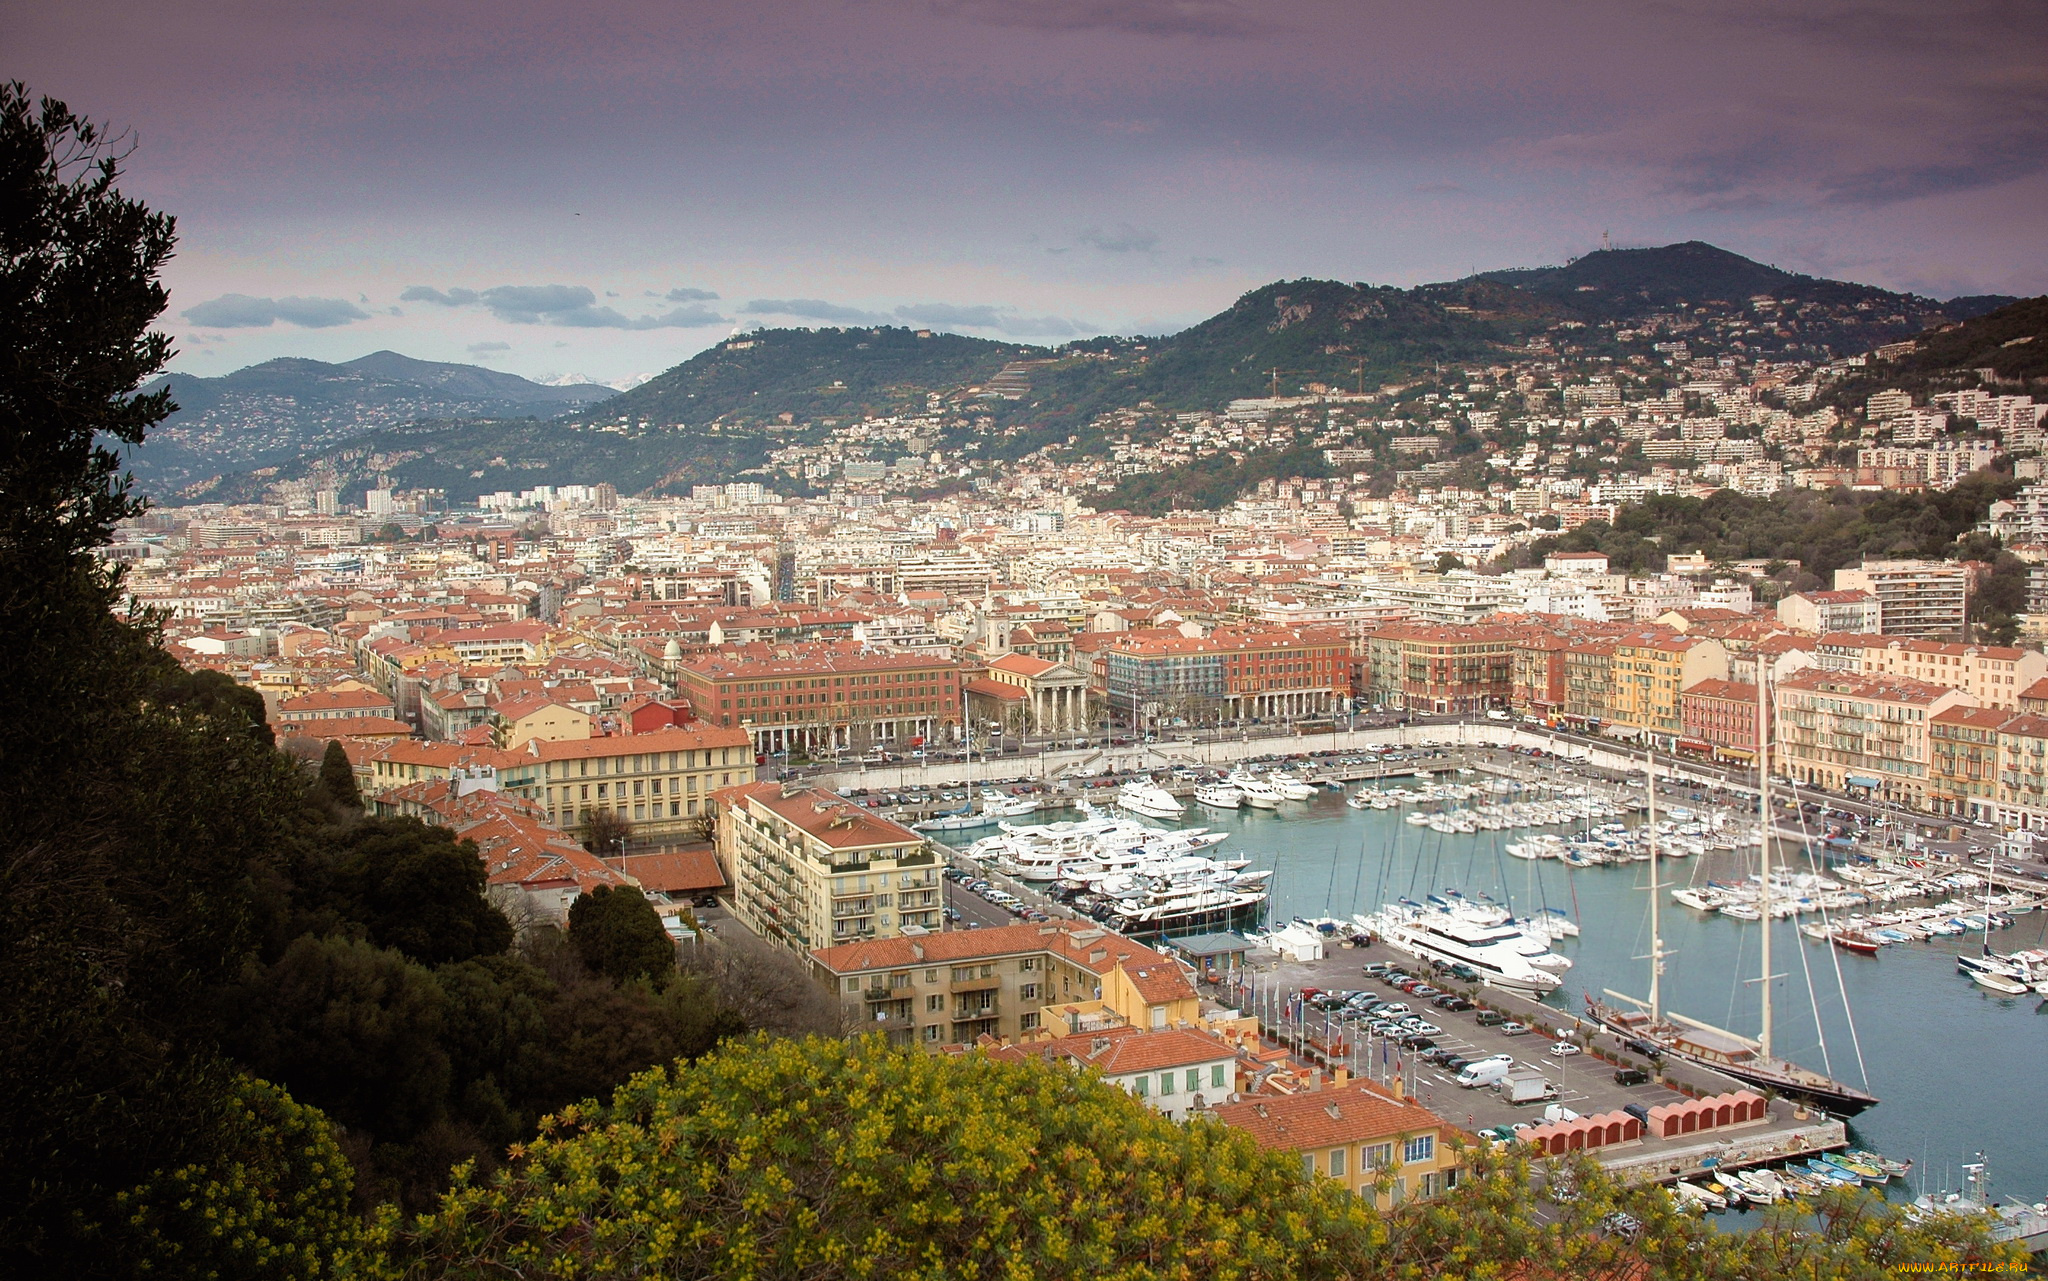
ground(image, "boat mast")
xmin=1647 ymin=749 xmax=1662 ymax=1024
xmin=1757 ymin=669 xmax=1773 ymax=1061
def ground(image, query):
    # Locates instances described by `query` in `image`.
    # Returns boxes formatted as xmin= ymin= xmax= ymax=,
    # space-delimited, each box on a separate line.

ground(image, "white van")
xmin=1455 ymin=1055 xmax=1515 ymax=1088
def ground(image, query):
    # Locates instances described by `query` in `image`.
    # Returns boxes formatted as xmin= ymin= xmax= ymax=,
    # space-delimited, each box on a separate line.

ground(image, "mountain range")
xmin=168 ymin=243 xmax=2035 ymax=507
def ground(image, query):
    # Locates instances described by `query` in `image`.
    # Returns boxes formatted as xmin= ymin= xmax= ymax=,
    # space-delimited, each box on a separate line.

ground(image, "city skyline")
xmin=11 ymin=0 xmax=2046 ymax=380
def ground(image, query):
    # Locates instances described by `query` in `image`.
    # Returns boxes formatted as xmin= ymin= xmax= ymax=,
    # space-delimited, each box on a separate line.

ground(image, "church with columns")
xmin=966 ymin=652 xmax=1093 ymax=737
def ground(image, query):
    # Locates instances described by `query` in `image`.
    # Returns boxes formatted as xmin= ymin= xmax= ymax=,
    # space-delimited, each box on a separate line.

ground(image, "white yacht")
xmin=1117 ymin=779 xmax=1186 ymax=819
xmin=1228 ymin=773 xmax=1283 ymax=809
xmin=1364 ymin=908 xmax=1567 ymax=994
xmin=1266 ymin=771 xmax=1317 ymax=801
xmin=1194 ymin=783 xmax=1243 ymax=809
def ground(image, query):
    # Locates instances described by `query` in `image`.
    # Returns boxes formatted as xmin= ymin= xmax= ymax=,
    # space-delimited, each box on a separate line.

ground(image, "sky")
xmin=12 ymin=0 xmax=2048 ymax=383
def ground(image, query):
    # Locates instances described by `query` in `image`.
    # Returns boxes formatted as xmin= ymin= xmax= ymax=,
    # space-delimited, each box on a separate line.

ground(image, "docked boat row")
xmin=912 ymin=788 xmax=1042 ymax=832
xmin=1354 ymin=898 xmax=1576 ymax=995
xmin=1668 ymin=1148 xmax=1914 ymax=1212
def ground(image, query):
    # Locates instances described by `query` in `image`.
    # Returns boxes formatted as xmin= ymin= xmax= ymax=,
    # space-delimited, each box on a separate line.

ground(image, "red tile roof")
xmin=1212 ymin=1079 xmax=1460 ymax=1151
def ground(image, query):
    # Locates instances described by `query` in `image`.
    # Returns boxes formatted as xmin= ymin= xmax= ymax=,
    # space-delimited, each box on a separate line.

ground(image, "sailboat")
xmin=1586 ymin=686 xmax=1880 ymax=1117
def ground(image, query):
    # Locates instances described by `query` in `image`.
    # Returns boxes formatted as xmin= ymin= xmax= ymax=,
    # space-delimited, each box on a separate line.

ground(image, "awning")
xmin=1716 ymin=748 xmax=1756 ymax=760
xmin=1677 ymin=738 xmax=1711 ymax=752
xmin=1846 ymin=775 xmax=1881 ymax=788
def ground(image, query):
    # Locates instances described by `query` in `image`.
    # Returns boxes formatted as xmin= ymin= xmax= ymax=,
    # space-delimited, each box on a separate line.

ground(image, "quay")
xmin=1220 ymin=936 xmax=1850 ymax=1187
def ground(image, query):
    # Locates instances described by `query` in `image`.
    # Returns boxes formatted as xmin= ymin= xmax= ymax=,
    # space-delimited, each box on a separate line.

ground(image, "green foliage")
xmin=0 ymin=80 xmax=177 ymax=568
xmin=108 ymin=1075 xmax=357 ymax=1280
xmin=348 ymin=1039 xmax=2024 ymax=1281
xmin=352 ymin=1035 xmax=1384 ymax=1281
xmin=321 ymin=740 xmax=362 ymax=810
xmin=320 ymin=818 xmax=513 ymax=966
xmin=1108 ymin=443 xmax=1336 ymax=514
xmin=154 ymin=665 xmax=275 ymax=746
xmin=603 ymin=325 xmax=1032 ymax=427
xmin=567 ymin=885 xmax=676 ymax=985
xmin=1500 ymin=473 xmax=2017 ymax=582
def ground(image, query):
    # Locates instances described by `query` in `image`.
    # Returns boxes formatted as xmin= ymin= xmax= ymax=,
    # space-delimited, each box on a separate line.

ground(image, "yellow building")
xmin=1607 ymin=634 xmax=1728 ymax=749
xmin=1212 ymin=1079 xmax=1466 ymax=1208
xmin=491 ymin=696 xmax=593 ymax=750
xmin=718 ymin=781 xmax=944 ymax=956
xmin=809 ymin=918 xmax=1204 ymax=1048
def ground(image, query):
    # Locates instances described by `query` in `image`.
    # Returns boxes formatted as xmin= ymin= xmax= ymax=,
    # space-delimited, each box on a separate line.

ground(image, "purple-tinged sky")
xmin=12 ymin=0 xmax=2047 ymax=381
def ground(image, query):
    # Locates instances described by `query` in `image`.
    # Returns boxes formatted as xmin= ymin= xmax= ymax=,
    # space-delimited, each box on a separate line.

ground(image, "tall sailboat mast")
xmin=1757 ymin=669 xmax=1773 ymax=1061
xmin=1646 ymin=750 xmax=1661 ymax=1024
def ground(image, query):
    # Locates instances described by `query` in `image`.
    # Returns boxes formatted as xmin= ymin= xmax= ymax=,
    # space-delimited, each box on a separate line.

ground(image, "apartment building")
xmin=717 ymin=781 xmax=941 ymax=955
xmin=1809 ymin=634 xmax=2045 ymax=711
xmin=1212 ymin=1079 xmax=1465 ymax=1209
xmin=672 ymin=643 xmax=962 ymax=756
xmin=529 ymin=723 xmax=755 ymax=837
xmin=1606 ymin=634 xmax=1728 ymax=749
xmin=1099 ymin=627 xmax=1349 ymax=723
xmin=1364 ymin=623 xmax=1515 ymax=713
xmin=1561 ymin=640 xmax=1618 ymax=727
xmin=1831 ymin=559 xmax=1968 ymax=639
xmin=1679 ymin=678 xmax=1760 ymax=758
xmin=1928 ymin=706 xmax=2010 ymax=822
xmin=1776 ymin=588 xmax=1880 ymax=635
xmin=1772 ymin=669 xmax=1975 ymax=808
xmin=1509 ymin=633 xmax=1569 ymax=718
xmin=809 ymin=918 xmax=1202 ymax=1048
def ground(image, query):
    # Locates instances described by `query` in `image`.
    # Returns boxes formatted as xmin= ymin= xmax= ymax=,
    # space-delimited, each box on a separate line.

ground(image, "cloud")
xmin=403 ymin=283 xmax=727 ymax=329
xmin=932 ymin=0 xmax=1260 ymax=38
xmin=182 ymin=293 xmax=371 ymax=329
xmin=468 ymin=341 xmax=511 ymax=354
xmin=1078 ymin=223 xmax=1161 ymax=253
xmin=665 ymin=286 xmax=720 ymax=301
xmin=742 ymin=298 xmax=894 ymax=324
xmin=895 ymin=302 xmax=1084 ymax=337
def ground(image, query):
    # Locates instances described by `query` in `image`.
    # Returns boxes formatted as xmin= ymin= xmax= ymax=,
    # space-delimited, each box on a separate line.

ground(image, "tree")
xmin=576 ymin=807 xmax=633 ymax=858
xmin=0 ymin=81 xmax=176 ymax=570
xmin=1435 ymin=552 xmax=1465 ymax=574
xmin=567 ymin=885 xmax=675 ymax=985
xmin=104 ymin=1075 xmax=357 ymax=1280
xmin=355 ymin=1035 xmax=1383 ymax=1279
xmin=320 ymin=818 xmax=513 ymax=966
xmin=320 ymin=739 xmax=362 ymax=809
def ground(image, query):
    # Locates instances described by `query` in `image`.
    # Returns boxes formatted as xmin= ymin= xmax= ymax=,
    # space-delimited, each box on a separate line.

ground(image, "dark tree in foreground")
xmin=568 ymin=885 xmax=676 ymax=985
xmin=321 ymin=738 xmax=363 ymax=809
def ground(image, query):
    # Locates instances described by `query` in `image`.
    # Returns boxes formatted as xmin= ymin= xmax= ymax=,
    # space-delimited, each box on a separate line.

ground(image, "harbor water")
xmin=1158 ymin=787 xmax=2048 ymax=1202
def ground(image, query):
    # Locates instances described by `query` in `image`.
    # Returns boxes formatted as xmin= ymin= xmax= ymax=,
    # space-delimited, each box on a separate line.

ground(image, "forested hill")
xmin=133 ymin=352 xmax=616 ymax=494
xmin=1477 ymin=240 xmax=2016 ymax=321
xmin=592 ymin=327 xmax=1039 ymax=426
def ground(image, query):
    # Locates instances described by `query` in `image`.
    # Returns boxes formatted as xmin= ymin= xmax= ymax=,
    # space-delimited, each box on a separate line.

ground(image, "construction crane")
xmin=1265 ymin=367 xmax=1312 ymax=399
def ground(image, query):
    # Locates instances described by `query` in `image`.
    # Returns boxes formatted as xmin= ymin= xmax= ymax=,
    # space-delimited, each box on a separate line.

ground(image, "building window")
xmin=1404 ymin=1135 xmax=1435 ymax=1164
xmin=923 ymin=1025 xmax=941 ymax=1042
xmin=1159 ymin=1072 xmax=1175 ymax=1096
xmin=1302 ymin=1152 xmax=1316 ymax=1177
xmin=1418 ymin=1172 xmax=1441 ymax=1198
xmin=1019 ymin=957 xmax=1037 ymax=971
xmin=1329 ymin=1147 xmax=1347 ymax=1178
xmin=926 ymin=995 xmax=943 ymax=1012
xmin=1133 ymin=1076 xmax=1148 ymax=1098
xmin=1020 ymin=1013 xmax=1039 ymax=1032
xmin=1185 ymin=1069 xmax=1200 ymax=1092
xmin=845 ymin=978 xmax=860 ymax=992
xmin=1211 ymin=1064 xmax=1226 ymax=1089
xmin=1019 ymin=984 xmax=1038 ymax=1000
xmin=1364 ymin=1143 xmax=1393 ymax=1170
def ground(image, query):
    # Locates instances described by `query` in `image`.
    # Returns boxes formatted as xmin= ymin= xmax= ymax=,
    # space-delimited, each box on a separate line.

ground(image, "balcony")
xmin=951 ymin=999 xmax=999 ymax=1022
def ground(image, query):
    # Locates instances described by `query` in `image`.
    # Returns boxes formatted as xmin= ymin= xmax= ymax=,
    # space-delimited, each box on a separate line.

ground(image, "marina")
xmin=945 ymin=750 xmax=2048 ymax=1218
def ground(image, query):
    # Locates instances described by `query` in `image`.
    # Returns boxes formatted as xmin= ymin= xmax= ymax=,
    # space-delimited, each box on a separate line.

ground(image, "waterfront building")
xmin=1929 ymin=705 xmax=2011 ymax=822
xmin=1605 ymin=634 xmax=1728 ymax=750
xmin=970 ymin=651 xmax=1092 ymax=735
xmin=1098 ymin=626 xmax=1348 ymax=724
xmin=1772 ymin=668 xmax=1975 ymax=807
xmin=1679 ymin=677 xmax=1760 ymax=759
xmin=718 ymin=781 xmax=943 ymax=955
xmin=1808 ymin=634 xmax=2044 ymax=711
xmin=1365 ymin=623 xmax=1516 ymax=714
xmin=672 ymin=642 xmax=962 ymax=756
xmin=1212 ymin=1079 xmax=1465 ymax=1208
xmin=808 ymin=918 xmax=1201 ymax=1047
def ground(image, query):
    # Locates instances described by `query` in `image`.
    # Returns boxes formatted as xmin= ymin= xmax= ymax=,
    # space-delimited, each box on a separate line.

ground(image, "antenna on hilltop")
xmin=1602 ymin=230 xmax=1612 ymax=252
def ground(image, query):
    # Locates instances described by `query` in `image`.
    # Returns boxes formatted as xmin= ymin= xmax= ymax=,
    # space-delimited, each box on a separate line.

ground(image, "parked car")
xmin=1398 ymin=1033 xmax=1436 ymax=1051
xmin=1498 ymin=1021 xmax=1532 ymax=1036
xmin=1474 ymin=1010 xmax=1508 ymax=1026
xmin=1433 ymin=995 xmax=1474 ymax=1012
xmin=1612 ymin=1067 xmax=1650 ymax=1087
